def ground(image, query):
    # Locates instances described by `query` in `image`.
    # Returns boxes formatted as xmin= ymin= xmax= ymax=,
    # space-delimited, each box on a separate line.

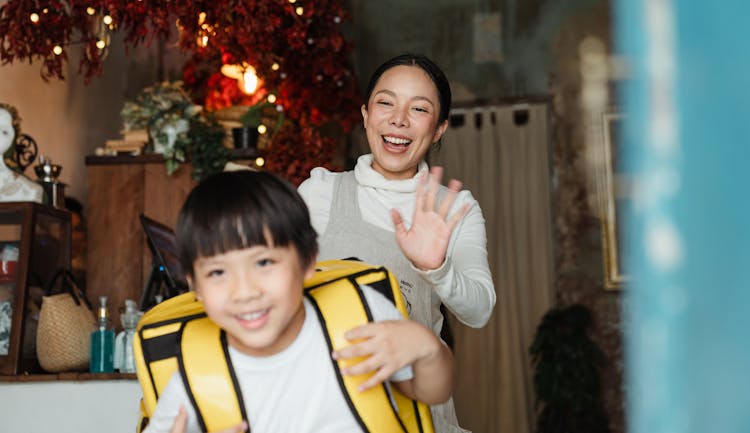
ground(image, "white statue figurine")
xmin=0 ymin=104 xmax=43 ymax=203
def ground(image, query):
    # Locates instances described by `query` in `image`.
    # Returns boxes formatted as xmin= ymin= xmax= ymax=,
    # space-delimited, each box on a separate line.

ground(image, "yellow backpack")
xmin=134 ymin=259 xmax=434 ymax=433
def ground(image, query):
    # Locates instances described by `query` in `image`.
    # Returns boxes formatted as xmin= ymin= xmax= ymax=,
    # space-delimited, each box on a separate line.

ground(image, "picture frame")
xmin=0 ymin=208 xmax=35 ymax=375
xmin=598 ymin=110 xmax=630 ymax=290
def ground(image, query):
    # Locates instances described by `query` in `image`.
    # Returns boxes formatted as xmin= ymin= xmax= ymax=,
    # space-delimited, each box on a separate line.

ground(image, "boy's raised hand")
xmin=332 ymin=319 xmax=453 ymax=403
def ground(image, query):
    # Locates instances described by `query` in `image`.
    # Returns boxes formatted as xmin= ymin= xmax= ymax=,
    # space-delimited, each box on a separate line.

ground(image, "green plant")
xmin=121 ymin=81 xmax=228 ymax=181
xmin=121 ymin=81 xmax=200 ymax=132
xmin=239 ymin=101 xmax=284 ymax=134
xmin=178 ymin=115 xmax=230 ymax=182
xmin=529 ymin=304 xmax=611 ymax=433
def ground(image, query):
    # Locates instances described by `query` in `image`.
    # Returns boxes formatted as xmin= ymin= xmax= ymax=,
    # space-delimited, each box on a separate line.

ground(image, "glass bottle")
xmin=114 ymin=299 xmax=140 ymax=373
xmin=90 ymin=295 xmax=115 ymax=373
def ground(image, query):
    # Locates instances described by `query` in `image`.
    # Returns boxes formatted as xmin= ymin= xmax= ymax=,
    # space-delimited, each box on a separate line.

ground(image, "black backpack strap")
xmin=305 ymin=260 xmax=434 ymax=433
xmin=306 ymin=275 xmax=410 ymax=432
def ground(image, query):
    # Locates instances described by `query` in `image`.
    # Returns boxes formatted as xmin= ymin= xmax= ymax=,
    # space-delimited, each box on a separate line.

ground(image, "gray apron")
xmin=318 ymin=171 xmax=470 ymax=433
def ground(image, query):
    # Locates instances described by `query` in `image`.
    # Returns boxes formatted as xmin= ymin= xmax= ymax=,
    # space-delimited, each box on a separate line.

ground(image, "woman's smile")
xmin=362 ymin=65 xmax=448 ymax=180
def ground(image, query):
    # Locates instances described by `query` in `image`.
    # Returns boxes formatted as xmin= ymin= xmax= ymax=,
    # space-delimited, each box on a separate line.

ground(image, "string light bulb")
xmin=255 ymin=157 xmax=265 ymax=167
xmin=271 ymin=63 xmax=280 ymax=71
xmin=30 ymin=13 xmax=40 ymax=23
xmin=196 ymin=12 xmax=213 ymax=47
xmin=102 ymin=15 xmax=113 ymax=25
xmin=221 ymin=62 xmax=260 ymax=95
xmin=53 ymin=46 xmax=63 ymax=55
xmin=295 ymin=7 xmax=304 ymax=15
xmin=86 ymin=7 xmax=96 ymax=16
xmin=267 ymin=94 xmax=277 ymax=103
xmin=257 ymin=124 xmax=268 ymax=135
xmin=96 ymin=40 xmax=106 ymax=49
xmin=242 ymin=69 xmax=259 ymax=94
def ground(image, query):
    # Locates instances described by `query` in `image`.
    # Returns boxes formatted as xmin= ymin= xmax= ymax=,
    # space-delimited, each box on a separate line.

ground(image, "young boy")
xmin=144 ymin=170 xmax=453 ymax=433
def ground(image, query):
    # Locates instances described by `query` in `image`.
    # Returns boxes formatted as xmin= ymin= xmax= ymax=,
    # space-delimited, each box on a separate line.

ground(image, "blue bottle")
xmin=90 ymin=296 xmax=115 ymax=373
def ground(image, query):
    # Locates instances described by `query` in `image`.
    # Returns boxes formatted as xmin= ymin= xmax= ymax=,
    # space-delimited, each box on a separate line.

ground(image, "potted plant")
xmin=121 ymin=81 xmax=229 ymax=180
xmin=233 ymin=100 xmax=284 ymax=150
xmin=529 ymin=303 xmax=611 ymax=433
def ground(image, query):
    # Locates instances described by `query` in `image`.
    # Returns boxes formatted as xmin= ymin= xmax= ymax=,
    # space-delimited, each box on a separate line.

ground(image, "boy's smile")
xmin=190 ymin=243 xmax=315 ymax=357
xmin=236 ymin=308 xmax=271 ymax=327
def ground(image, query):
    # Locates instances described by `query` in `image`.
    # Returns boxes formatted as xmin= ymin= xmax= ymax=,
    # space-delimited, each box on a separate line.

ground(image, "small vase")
xmin=151 ymin=119 xmax=189 ymax=154
xmin=232 ymin=126 xmax=259 ymax=149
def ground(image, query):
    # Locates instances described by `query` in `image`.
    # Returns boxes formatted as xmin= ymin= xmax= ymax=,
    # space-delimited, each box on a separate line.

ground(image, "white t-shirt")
xmin=143 ymin=286 xmax=412 ymax=433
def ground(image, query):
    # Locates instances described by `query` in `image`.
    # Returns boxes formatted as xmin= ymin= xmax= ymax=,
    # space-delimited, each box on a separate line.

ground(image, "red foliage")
xmin=0 ymin=0 xmax=362 ymax=173
xmin=0 ymin=0 xmax=173 ymax=82
xmin=264 ymin=124 xmax=338 ymax=186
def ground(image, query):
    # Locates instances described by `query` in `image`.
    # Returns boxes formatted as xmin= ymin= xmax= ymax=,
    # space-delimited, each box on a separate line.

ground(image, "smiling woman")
xmin=297 ymin=53 xmax=496 ymax=433
xmin=361 ymin=65 xmax=449 ymax=180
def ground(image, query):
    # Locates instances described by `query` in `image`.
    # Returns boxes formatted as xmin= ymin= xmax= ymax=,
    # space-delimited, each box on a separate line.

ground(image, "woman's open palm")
xmin=391 ymin=167 xmax=469 ymax=271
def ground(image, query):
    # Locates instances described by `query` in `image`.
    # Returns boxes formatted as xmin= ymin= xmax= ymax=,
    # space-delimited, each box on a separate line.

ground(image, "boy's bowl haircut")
xmin=176 ymin=171 xmax=318 ymax=276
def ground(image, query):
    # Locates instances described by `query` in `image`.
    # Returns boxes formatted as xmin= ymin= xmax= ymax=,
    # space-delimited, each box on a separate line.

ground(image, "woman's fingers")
xmin=437 ymin=178 xmax=463 ymax=219
xmin=423 ymin=166 xmax=443 ymax=211
xmin=419 ymin=167 xmax=465 ymax=223
xmin=447 ymin=203 xmax=471 ymax=232
xmin=414 ymin=170 xmax=428 ymax=213
xmin=390 ymin=208 xmax=405 ymax=235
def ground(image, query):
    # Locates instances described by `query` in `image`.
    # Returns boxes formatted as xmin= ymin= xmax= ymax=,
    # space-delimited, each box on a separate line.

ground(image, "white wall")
xmin=0 ymin=380 xmax=142 ymax=433
xmin=0 ymin=40 xmax=128 ymax=204
xmin=0 ymin=29 xmax=186 ymax=207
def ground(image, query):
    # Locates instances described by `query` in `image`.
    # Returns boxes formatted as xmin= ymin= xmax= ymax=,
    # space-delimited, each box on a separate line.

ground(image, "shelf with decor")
xmin=0 ymin=202 xmax=71 ymax=375
xmin=0 ymin=372 xmax=135 ymax=382
xmin=84 ymin=152 xmax=260 ymax=330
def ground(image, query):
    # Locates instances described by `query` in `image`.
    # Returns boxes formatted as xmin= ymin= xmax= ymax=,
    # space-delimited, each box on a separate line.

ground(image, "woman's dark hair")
xmin=363 ymin=53 xmax=452 ymax=124
xmin=176 ymin=170 xmax=318 ymax=276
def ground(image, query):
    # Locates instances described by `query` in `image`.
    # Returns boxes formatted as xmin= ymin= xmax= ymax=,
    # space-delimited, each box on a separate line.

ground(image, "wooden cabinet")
xmin=85 ymin=155 xmax=195 ymax=328
xmin=0 ymin=202 xmax=71 ymax=375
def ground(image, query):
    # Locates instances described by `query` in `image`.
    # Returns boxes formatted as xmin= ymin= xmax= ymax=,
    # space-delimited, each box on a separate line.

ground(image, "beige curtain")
xmin=430 ymin=102 xmax=555 ymax=433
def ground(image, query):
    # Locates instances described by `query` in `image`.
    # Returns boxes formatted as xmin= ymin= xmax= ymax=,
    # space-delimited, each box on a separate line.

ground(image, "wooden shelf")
xmin=85 ymin=148 xmax=261 ymax=166
xmin=0 ymin=372 xmax=136 ymax=382
xmin=84 ymin=150 xmax=261 ymax=327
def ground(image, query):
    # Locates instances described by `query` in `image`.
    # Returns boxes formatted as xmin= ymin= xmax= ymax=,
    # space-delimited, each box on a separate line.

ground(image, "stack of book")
xmin=105 ymin=129 xmax=148 ymax=155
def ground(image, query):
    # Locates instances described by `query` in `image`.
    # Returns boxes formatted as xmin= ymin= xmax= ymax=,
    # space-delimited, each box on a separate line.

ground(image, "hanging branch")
xmin=0 ymin=0 xmax=173 ymax=82
xmin=0 ymin=0 xmax=361 ymax=183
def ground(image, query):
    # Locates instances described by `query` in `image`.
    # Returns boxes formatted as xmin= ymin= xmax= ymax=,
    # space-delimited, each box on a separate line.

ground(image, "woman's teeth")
xmin=383 ymin=136 xmax=411 ymax=145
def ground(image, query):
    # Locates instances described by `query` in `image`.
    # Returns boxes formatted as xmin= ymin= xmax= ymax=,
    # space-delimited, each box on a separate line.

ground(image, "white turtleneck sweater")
xmin=298 ymin=154 xmax=495 ymax=328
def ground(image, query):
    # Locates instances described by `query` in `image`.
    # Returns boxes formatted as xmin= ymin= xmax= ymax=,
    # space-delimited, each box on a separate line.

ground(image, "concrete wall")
xmin=347 ymin=0 xmax=604 ymax=99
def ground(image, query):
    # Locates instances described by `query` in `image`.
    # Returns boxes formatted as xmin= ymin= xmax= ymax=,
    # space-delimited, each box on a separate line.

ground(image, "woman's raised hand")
xmin=391 ymin=166 xmax=469 ymax=271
